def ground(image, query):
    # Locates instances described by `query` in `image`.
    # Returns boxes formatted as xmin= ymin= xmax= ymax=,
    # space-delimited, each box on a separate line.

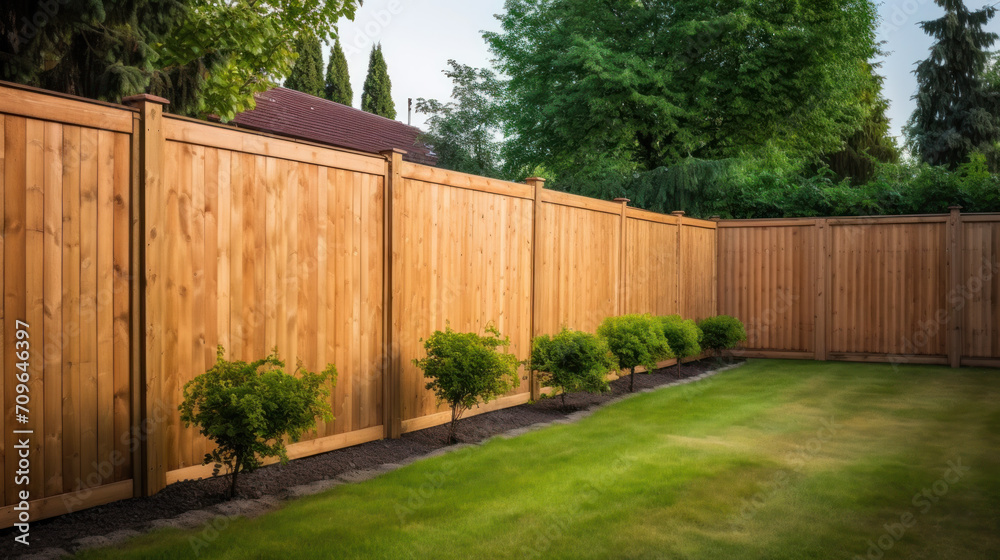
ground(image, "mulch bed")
xmin=0 ymin=358 xmax=736 ymax=558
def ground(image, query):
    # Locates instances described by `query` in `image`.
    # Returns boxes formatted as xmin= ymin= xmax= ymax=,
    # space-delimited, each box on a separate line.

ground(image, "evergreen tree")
xmin=325 ymin=38 xmax=353 ymax=105
xmin=0 ymin=0 xmax=183 ymax=104
xmin=285 ymin=34 xmax=326 ymax=98
xmin=361 ymin=43 xmax=396 ymax=119
xmin=824 ymin=61 xmax=900 ymax=184
xmin=0 ymin=0 xmax=360 ymax=120
xmin=905 ymin=0 xmax=999 ymax=169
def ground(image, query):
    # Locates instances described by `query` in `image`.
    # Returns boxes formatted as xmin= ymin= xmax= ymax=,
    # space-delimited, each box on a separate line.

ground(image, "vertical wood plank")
xmin=95 ymin=130 xmax=115 ymax=484
xmin=42 ymin=122 xmax=64 ymax=495
xmin=112 ymin=132 xmax=131 ymax=481
xmin=947 ymin=207 xmax=962 ymax=367
xmin=78 ymin=127 xmax=99 ymax=489
xmin=4 ymin=115 xmax=26 ymax=504
xmin=60 ymin=125 xmax=81 ymax=494
xmin=25 ymin=119 xmax=46 ymax=500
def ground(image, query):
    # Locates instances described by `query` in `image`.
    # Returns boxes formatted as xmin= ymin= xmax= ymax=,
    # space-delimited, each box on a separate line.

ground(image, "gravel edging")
xmin=6 ymin=358 xmax=744 ymax=559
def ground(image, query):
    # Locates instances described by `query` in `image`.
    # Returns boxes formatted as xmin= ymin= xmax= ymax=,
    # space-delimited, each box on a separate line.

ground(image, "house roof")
xmin=232 ymin=87 xmax=437 ymax=166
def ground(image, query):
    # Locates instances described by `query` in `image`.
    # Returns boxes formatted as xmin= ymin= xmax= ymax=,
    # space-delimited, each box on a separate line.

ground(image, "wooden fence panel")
xmin=718 ymin=223 xmax=816 ymax=352
xmin=681 ymin=220 xmax=718 ymax=321
xmin=393 ymin=167 xmax=534 ymax=432
xmin=961 ymin=218 xmax=1000 ymax=360
xmin=535 ymin=192 xmax=621 ymax=335
xmin=0 ymin=99 xmax=134 ymax=524
xmin=828 ymin=221 xmax=947 ymax=358
xmin=155 ymin=118 xmax=386 ymax=483
xmin=624 ymin=212 xmax=679 ymax=317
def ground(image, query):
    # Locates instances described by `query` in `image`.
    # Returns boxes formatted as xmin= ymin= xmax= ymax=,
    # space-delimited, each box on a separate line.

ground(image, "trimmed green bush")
xmin=179 ymin=347 xmax=335 ymax=498
xmin=657 ymin=315 xmax=703 ymax=376
xmin=530 ymin=328 xmax=618 ymax=407
xmin=697 ymin=315 xmax=748 ymax=356
xmin=597 ymin=314 xmax=673 ymax=392
xmin=413 ymin=325 xmax=521 ymax=443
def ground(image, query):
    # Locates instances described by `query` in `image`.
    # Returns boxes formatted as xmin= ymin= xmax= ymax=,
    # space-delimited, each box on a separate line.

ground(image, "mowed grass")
xmin=79 ymin=360 xmax=1000 ymax=560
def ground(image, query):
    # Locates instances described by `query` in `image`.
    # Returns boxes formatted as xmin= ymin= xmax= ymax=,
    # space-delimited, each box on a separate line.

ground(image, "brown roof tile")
xmin=232 ymin=87 xmax=437 ymax=166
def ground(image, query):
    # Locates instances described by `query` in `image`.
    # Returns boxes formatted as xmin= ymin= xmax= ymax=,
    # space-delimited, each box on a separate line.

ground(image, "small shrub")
xmin=179 ymin=347 xmax=335 ymax=498
xmin=530 ymin=328 xmax=617 ymax=407
xmin=597 ymin=314 xmax=673 ymax=392
xmin=657 ymin=315 xmax=703 ymax=377
xmin=413 ymin=324 xmax=521 ymax=443
xmin=697 ymin=315 xmax=748 ymax=356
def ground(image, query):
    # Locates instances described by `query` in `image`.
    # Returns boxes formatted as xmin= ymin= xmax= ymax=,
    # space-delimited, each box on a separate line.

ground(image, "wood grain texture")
xmin=718 ymin=224 xmax=816 ymax=352
xmin=393 ymin=177 xmax=533 ymax=423
xmin=534 ymin=200 xmax=619 ymax=335
xmin=152 ymin=127 xmax=386 ymax=473
xmin=0 ymin=111 xmax=133 ymax=511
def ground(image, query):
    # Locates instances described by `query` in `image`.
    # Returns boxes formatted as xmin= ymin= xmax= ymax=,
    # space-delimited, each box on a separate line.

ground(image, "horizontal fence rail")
xmin=0 ymin=81 xmax=997 ymax=526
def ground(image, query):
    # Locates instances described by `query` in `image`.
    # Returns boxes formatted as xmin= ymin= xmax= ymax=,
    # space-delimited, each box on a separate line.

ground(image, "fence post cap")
xmin=671 ymin=210 xmax=686 ymax=216
xmin=947 ymin=205 xmax=963 ymax=211
xmin=613 ymin=197 xmax=630 ymax=203
xmin=709 ymin=215 xmax=721 ymax=221
xmin=525 ymin=177 xmax=546 ymax=184
xmin=380 ymin=148 xmax=408 ymax=157
xmin=122 ymin=93 xmax=170 ymax=107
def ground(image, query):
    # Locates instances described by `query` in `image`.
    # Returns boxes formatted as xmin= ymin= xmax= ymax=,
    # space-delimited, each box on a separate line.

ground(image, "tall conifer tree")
xmin=361 ymin=43 xmax=396 ymax=119
xmin=285 ymin=34 xmax=325 ymax=98
xmin=325 ymin=38 xmax=353 ymax=105
xmin=906 ymin=0 xmax=999 ymax=168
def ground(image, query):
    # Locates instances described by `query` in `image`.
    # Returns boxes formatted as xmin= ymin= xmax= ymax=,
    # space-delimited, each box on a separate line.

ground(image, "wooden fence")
xmin=0 ymin=83 xmax=718 ymax=525
xmin=0 ymin=82 xmax=996 ymax=527
xmin=717 ymin=214 xmax=1000 ymax=368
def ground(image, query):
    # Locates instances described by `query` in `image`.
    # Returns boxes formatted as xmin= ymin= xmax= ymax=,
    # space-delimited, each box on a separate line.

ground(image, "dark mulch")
xmin=0 ymin=358 xmax=735 ymax=558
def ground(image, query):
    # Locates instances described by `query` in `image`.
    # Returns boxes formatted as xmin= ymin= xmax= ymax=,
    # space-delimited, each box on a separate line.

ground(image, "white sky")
xmin=333 ymin=0 xmax=1000 ymax=142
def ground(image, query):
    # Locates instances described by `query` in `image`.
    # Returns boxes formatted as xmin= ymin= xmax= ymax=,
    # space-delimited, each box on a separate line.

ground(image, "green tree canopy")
xmin=325 ymin=38 xmax=353 ymax=105
xmin=822 ymin=61 xmax=900 ymax=184
xmin=361 ymin=43 xmax=396 ymax=119
xmin=905 ymin=0 xmax=999 ymax=170
xmin=416 ymin=61 xmax=506 ymax=179
xmin=285 ymin=33 xmax=325 ymax=98
xmin=0 ymin=0 xmax=360 ymax=121
xmin=485 ymin=0 xmax=880 ymax=180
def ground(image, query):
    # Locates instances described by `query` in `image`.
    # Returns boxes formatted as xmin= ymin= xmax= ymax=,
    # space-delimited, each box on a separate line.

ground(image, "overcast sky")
xmin=333 ymin=0 xmax=999 ymax=142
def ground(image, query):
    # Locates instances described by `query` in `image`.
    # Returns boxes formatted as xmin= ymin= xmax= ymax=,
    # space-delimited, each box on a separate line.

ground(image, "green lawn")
xmin=80 ymin=360 xmax=1000 ymax=559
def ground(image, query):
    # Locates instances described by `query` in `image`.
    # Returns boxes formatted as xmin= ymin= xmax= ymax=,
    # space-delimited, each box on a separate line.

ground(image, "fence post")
xmin=672 ymin=211 xmax=686 ymax=316
xmin=380 ymin=149 xmax=404 ymax=438
xmin=710 ymin=216 xmax=721 ymax=317
xmin=814 ymin=219 xmax=829 ymax=361
xmin=122 ymin=93 xmax=169 ymax=496
xmin=526 ymin=177 xmax=546 ymax=402
xmin=615 ymin=198 xmax=631 ymax=316
xmin=947 ymin=205 xmax=963 ymax=368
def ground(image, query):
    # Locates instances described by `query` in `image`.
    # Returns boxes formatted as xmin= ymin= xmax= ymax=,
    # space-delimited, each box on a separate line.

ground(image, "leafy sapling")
xmin=531 ymin=328 xmax=618 ymax=407
xmin=657 ymin=315 xmax=703 ymax=377
xmin=413 ymin=325 xmax=521 ymax=443
xmin=597 ymin=314 xmax=673 ymax=392
xmin=697 ymin=315 xmax=748 ymax=360
xmin=179 ymin=347 xmax=335 ymax=498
